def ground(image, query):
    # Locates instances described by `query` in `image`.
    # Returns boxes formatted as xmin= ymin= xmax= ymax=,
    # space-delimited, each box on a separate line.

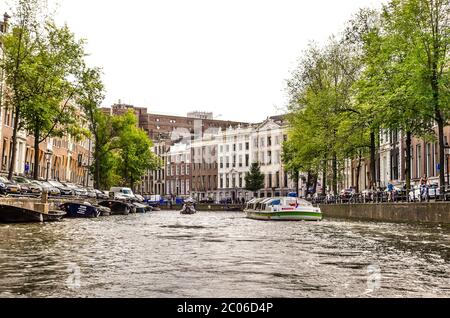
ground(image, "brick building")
xmin=103 ymin=103 xmax=247 ymax=195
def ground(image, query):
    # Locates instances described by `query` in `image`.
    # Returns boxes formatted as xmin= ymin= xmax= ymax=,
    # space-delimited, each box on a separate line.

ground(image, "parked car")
xmin=86 ymin=189 xmax=98 ymax=199
xmin=0 ymin=176 xmax=23 ymax=195
xmin=62 ymin=182 xmax=88 ymax=197
xmin=13 ymin=176 xmax=42 ymax=195
xmin=31 ymin=180 xmax=61 ymax=196
xmin=110 ymin=187 xmax=136 ymax=200
xmin=94 ymin=189 xmax=109 ymax=200
xmin=48 ymin=180 xmax=74 ymax=196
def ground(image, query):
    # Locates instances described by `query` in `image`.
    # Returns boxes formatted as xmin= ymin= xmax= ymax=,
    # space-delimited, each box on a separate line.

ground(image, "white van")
xmin=110 ymin=187 xmax=136 ymax=200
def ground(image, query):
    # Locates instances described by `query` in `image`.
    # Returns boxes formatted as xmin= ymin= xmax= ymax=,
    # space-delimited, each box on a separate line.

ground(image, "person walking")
xmin=24 ymin=162 xmax=30 ymax=176
xmin=420 ymin=174 xmax=429 ymax=202
xmin=387 ymin=181 xmax=394 ymax=202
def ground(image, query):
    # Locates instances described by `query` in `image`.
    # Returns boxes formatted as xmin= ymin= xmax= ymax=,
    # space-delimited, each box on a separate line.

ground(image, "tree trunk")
xmin=356 ymin=152 xmax=362 ymax=193
xmin=332 ymin=152 xmax=337 ymax=194
xmin=431 ymin=57 xmax=445 ymax=195
xmin=370 ymin=130 xmax=377 ymax=190
xmin=8 ymin=108 xmax=20 ymax=180
xmin=313 ymin=173 xmax=318 ymax=194
xmin=306 ymin=171 xmax=312 ymax=197
xmin=33 ymin=126 xmax=40 ymax=180
xmin=322 ymin=161 xmax=327 ymax=195
xmin=405 ymin=131 xmax=412 ymax=193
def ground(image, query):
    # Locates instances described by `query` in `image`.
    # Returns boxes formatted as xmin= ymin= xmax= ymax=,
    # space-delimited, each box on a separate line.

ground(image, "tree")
xmin=21 ymin=22 xmax=87 ymax=180
xmin=245 ymin=162 xmax=265 ymax=197
xmin=77 ymin=66 xmax=106 ymax=189
xmin=286 ymin=39 xmax=362 ymax=194
xmin=344 ymin=8 xmax=384 ymax=190
xmin=382 ymin=0 xmax=450 ymax=192
xmin=114 ymin=111 xmax=160 ymax=190
xmin=0 ymin=0 xmax=43 ymax=179
xmin=1 ymin=0 xmax=86 ymax=180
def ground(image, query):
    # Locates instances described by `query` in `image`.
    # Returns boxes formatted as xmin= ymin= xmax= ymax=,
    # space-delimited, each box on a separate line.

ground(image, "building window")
xmin=245 ymin=142 xmax=249 ymax=151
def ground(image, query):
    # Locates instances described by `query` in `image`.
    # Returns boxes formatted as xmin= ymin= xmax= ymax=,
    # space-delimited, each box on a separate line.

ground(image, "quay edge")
xmin=319 ymin=203 xmax=450 ymax=225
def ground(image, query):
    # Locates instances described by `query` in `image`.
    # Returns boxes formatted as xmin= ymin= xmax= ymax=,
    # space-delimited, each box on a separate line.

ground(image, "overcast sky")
xmin=13 ymin=0 xmax=386 ymax=122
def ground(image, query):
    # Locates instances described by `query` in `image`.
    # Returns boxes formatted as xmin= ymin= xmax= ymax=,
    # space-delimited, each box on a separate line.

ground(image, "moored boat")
xmin=245 ymin=196 xmax=322 ymax=221
xmin=0 ymin=204 xmax=66 ymax=223
xmin=43 ymin=210 xmax=67 ymax=222
xmin=59 ymin=202 xmax=101 ymax=218
xmin=98 ymin=200 xmax=132 ymax=215
xmin=133 ymin=202 xmax=150 ymax=213
xmin=94 ymin=205 xmax=111 ymax=216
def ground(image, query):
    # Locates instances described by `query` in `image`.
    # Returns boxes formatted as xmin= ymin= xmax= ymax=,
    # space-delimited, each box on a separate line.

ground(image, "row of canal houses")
xmin=141 ymin=107 xmax=450 ymax=200
xmin=143 ymin=113 xmax=299 ymax=203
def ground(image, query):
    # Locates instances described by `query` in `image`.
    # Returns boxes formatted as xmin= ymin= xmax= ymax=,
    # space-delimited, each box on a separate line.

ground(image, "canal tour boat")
xmin=244 ymin=196 xmax=322 ymax=221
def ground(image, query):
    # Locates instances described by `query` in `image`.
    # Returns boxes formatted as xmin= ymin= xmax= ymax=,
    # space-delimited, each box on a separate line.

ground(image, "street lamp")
xmin=45 ymin=151 xmax=52 ymax=181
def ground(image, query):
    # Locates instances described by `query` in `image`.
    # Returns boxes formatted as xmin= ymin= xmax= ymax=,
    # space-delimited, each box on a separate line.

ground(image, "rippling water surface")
xmin=0 ymin=211 xmax=449 ymax=298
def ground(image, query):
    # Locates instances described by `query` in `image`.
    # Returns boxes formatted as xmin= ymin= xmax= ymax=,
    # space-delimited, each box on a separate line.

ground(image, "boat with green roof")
xmin=244 ymin=195 xmax=322 ymax=221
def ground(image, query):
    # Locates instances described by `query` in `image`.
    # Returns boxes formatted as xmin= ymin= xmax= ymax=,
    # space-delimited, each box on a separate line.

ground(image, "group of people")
xmin=386 ymin=174 xmax=430 ymax=202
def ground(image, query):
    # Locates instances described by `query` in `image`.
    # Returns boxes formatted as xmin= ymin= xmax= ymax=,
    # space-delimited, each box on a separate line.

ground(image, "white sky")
xmin=6 ymin=0 xmax=387 ymax=122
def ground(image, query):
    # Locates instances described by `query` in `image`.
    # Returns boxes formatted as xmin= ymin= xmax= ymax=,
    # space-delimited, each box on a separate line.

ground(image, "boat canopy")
xmin=281 ymin=197 xmax=312 ymax=207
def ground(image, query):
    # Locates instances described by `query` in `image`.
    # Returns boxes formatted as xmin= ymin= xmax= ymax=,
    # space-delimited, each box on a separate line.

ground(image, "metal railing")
xmin=308 ymin=187 xmax=450 ymax=205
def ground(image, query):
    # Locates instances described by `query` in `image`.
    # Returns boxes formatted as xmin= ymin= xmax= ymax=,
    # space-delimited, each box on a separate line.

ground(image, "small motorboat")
xmin=245 ymin=196 xmax=322 ymax=221
xmin=133 ymin=202 xmax=149 ymax=213
xmin=43 ymin=210 xmax=67 ymax=222
xmin=0 ymin=204 xmax=65 ymax=223
xmin=98 ymin=200 xmax=132 ymax=215
xmin=94 ymin=205 xmax=111 ymax=216
xmin=180 ymin=199 xmax=197 ymax=215
xmin=59 ymin=202 xmax=101 ymax=218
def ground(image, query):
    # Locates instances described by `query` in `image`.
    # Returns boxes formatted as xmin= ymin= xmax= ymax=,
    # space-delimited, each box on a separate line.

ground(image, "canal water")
xmin=0 ymin=211 xmax=449 ymax=298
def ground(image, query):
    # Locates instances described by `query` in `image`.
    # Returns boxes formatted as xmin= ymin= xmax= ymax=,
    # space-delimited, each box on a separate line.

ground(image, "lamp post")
xmin=45 ymin=151 xmax=52 ymax=181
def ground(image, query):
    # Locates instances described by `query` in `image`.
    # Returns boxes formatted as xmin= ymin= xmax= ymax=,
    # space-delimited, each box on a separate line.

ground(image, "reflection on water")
xmin=0 ymin=211 xmax=449 ymax=298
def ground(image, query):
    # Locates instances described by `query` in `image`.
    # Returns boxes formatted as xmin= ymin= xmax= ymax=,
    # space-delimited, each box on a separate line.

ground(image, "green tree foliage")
xmin=244 ymin=162 xmax=265 ymax=196
xmin=1 ymin=0 xmax=87 ymax=180
xmin=286 ymin=40 xmax=362 ymax=194
xmin=382 ymin=0 xmax=450 ymax=190
xmin=114 ymin=111 xmax=160 ymax=190
xmin=88 ymin=110 xmax=160 ymax=190
xmin=285 ymin=0 xmax=450 ymax=194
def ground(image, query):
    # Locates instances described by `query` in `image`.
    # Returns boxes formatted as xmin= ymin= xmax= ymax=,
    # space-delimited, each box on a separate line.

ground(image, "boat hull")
xmin=60 ymin=203 xmax=100 ymax=218
xmin=44 ymin=211 xmax=67 ymax=222
xmin=98 ymin=201 xmax=131 ymax=215
xmin=0 ymin=205 xmax=44 ymax=223
xmin=180 ymin=206 xmax=196 ymax=215
xmin=245 ymin=210 xmax=322 ymax=221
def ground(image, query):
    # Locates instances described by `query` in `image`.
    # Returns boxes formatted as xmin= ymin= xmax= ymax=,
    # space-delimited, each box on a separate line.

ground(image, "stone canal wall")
xmin=319 ymin=203 xmax=450 ymax=224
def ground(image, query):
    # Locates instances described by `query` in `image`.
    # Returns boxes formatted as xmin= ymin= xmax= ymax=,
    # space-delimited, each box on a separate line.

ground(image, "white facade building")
xmin=252 ymin=117 xmax=296 ymax=198
xmin=217 ymin=124 xmax=253 ymax=202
